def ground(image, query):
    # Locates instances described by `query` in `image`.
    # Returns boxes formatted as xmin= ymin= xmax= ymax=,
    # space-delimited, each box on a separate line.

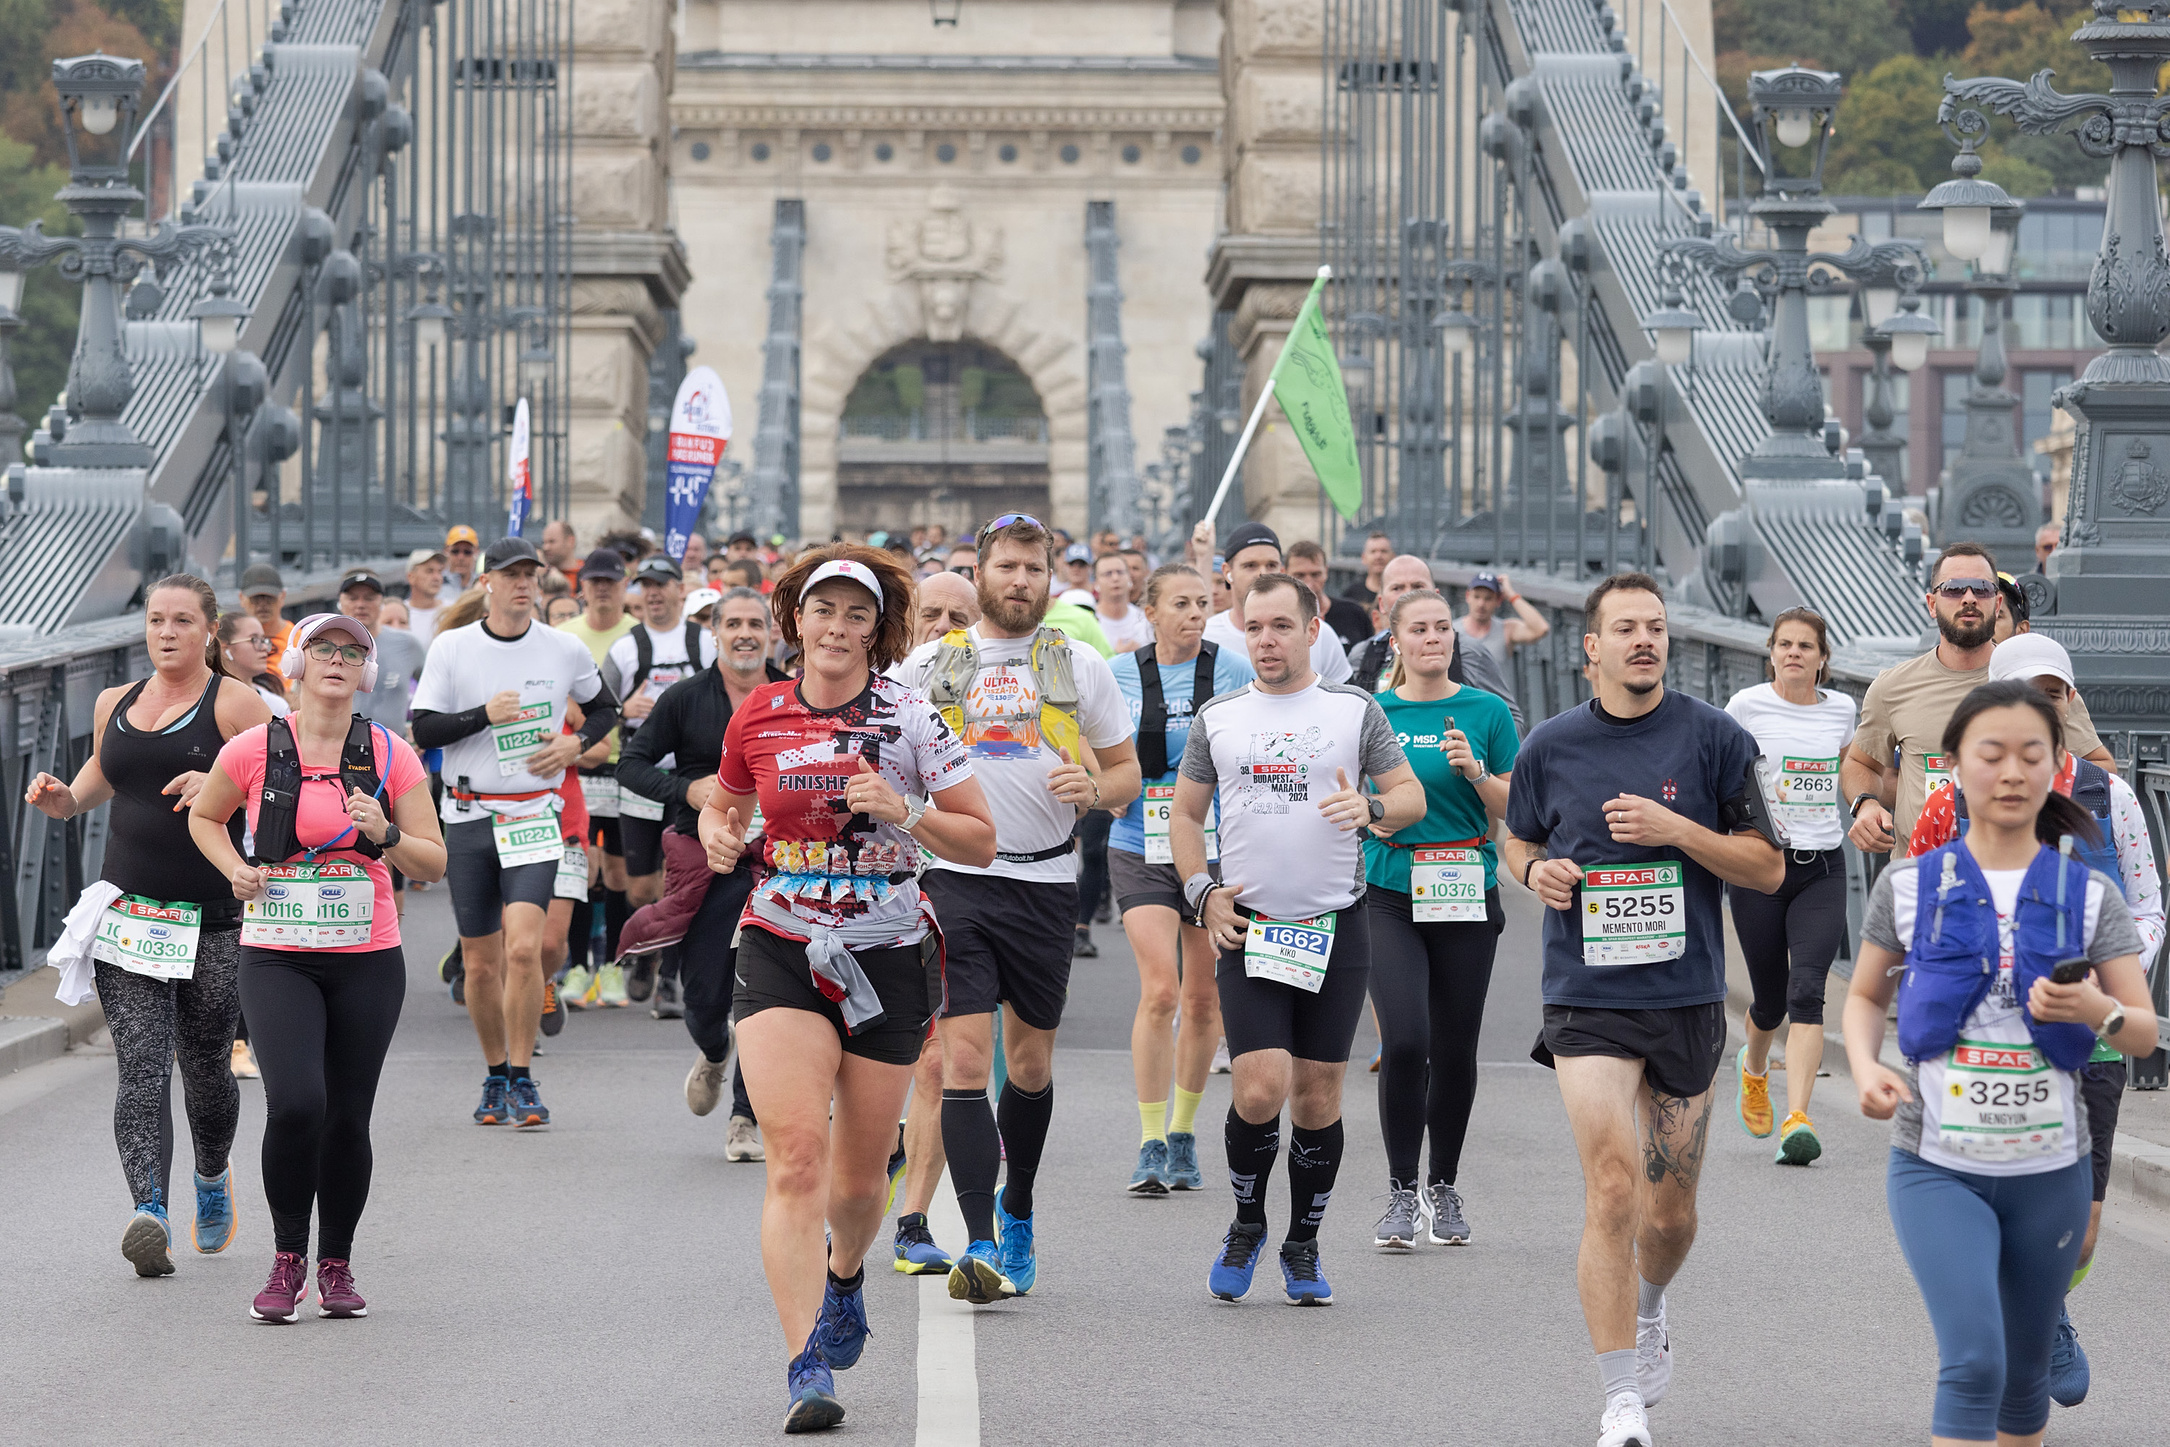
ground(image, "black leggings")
xmin=1729 ymin=850 xmax=1848 ymax=1031
xmin=95 ymin=926 xmax=242 ymax=1207
xmin=681 ymin=863 xmax=756 ymax=1122
xmin=1075 ymin=809 xmax=1113 ymax=929
xmin=1365 ymin=886 xmax=1503 ymax=1189
xmin=238 ymin=945 xmax=406 ymax=1260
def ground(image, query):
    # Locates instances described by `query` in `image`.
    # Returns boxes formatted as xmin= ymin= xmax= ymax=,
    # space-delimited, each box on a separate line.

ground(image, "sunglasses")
xmin=1931 ymin=579 xmax=1999 ymax=600
xmin=977 ymin=513 xmax=1043 ymax=540
xmin=305 ymin=640 xmax=371 ymax=666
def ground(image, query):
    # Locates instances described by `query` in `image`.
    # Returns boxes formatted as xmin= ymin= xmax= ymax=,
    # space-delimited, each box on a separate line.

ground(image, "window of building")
xmin=1060 ymin=143 xmax=1080 ymax=164
xmin=690 ymin=141 xmax=710 ymax=162
xmin=1181 ymin=144 xmax=1201 ymax=164
xmin=1121 ymin=143 xmax=1142 ymax=163
xmin=1807 ymin=294 xmax=1851 ymax=353
xmin=811 ymin=142 xmax=832 ymax=163
xmin=874 ymin=142 xmax=894 ymax=162
xmin=998 ymin=143 xmax=1018 ymax=163
xmin=751 ymin=142 xmax=770 ymax=162
xmin=935 ymin=142 xmax=957 ymax=163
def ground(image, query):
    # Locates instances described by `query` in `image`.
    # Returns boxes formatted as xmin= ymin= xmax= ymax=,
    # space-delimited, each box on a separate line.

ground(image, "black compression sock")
xmin=826 ymin=1265 xmax=864 ymax=1292
xmin=506 ymin=1064 xmax=531 ymax=1082
xmin=603 ymin=888 xmax=631 ymax=962
xmin=1225 ymin=1107 xmax=1281 ymax=1228
xmin=1285 ymin=1119 xmax=1344 ymax=1243
xmin=994 ymin=1081 xmax=1054 ymax=1220
xmin=566 ymin=898 xmax=593 ymax=971
xmin=487 ymin=1061 xmax=510 ymax=1079
xmin=941 ymin=1088 xmax=1001 ymax=1244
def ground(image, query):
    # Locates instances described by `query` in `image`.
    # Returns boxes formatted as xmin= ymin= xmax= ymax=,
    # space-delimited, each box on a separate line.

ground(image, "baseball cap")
xmin=799 ymin=558 xmax=884 ymax=608
xmin=482 ymin=535 xmax=542 ymax=571
xmin=239 ymin=562 xmax=285 ymax=598
xmin=1063 ymin=543 xmax=1092 ymax=564
xmin=1995 ymin=572 xmax=2030 ymax=626
xmin=1221 ymin=521 xmax=1280 ymax=562
xmin=634 ymin=554 xmax=683 ymax=583
xmin=337 ymin=569 xmax=386 ymax=596
xmin=446 ymin=524 xmax=481 ymax=549
xmin=727 ymin=531 xmax=757 ymax=548
xmin=1470 ymin=570 xmax=1502 ymax=594
xmin=288 ymin=611 xmax=375 ymax=656
xmin=1988 ymin=632 xmax=2076 ymax=693
xmin=578 ymin=547 xmax=626 ymax=581
xmin=684 ymin=586 xmax=723 ymax=617
xmin=406 ymin=546 xmax=446 ymax=570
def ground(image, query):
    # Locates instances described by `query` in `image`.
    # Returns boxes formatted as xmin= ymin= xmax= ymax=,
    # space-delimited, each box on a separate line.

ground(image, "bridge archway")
xmin=831 ymin=340 xmax=1051 ymax=537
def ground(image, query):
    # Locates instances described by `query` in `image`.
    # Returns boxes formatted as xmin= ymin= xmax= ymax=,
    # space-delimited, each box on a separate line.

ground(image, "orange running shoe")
xmin=1735 ymin=1045 xmax=1773 ymax=1138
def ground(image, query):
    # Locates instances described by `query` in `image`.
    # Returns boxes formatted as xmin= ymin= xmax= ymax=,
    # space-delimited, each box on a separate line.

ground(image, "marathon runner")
xmin=1360 ymin=588 xmax=1515 ymax=1250
xmin=1190 ymin=519 xmax=1352 ymax=685
xmin=404 ymin=546 xmax=448 ymax=640
xmin=1107 ymin=563 xmax=1254 ymax=1195
xmin=1905 ymin=634 xmax=2164 ymax=1408
xmin=29 ymin=575 xmax=271 ymax=1276
xmin=558 ymin=547 xmax=637 ymax=1006
xmin=1452 ymin=570 xmax=1548 ymax=717
xmin=699 ymin=547 xmax=994 ymax=1433
xmin=1721 ymin=607 xmax=1857 ymax=1164
xmin=1174 ymin=572 xmax=1421 ymax=1306
xmin=187 ymin=613 xmax=444 ymax=1321
xmin=1844 ymin=680 xmax=2153 ymax=1447
xmin=410 ymin=536 xmax=620 ymax=1128
xmin=617 ymin=585 xmax=787 ymax=1161
xmin=1284 ymin=540 xmax=1372 ymax=652
xmin=895 ymin=513 xmax=1142 ymax=1303
xmin=1499 ymin=572 xmax=1783 ymax=1447
xmin=1091 ymin=551 xmax=1153 ymax=653
xmin=1344 ymin=557 xmax=1519 ymax=723
xmin=338 ymin=568 xmax=427 ymax=921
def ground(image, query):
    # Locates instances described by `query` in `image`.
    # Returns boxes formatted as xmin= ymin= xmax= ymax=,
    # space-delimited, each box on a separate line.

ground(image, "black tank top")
xmin=100 ymin=672 xmax=242 ymax=904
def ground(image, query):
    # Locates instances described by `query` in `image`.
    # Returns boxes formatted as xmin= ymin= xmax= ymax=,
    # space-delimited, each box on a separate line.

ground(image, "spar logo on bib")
xmin=1950 ymin=1042 xmax=2037 ymax=1074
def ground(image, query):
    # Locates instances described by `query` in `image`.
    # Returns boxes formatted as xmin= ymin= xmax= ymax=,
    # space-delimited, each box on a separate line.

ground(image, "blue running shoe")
xmin=994 ymin=1185 xmax=1037 ymax=1294
xmin=1128 ymin=1139 xmax=1170 ymax=1195
xmin=884 ymin=1122 xmax=907 ymax=1216
xmin=892 ymin=1213 xmax=952 ymax=1275
xmin=473 ymin=1075 xmax=510 ymax=1125
xmin=1164 ymin=1131 xmax=1205 ymax=1190
xmin=1279 ymin=1238 xmax=1333 ymax=1306
xmin=784 ymin=1330 xmax=845 ymax=1434
xmin=508 ymin=1075 xmax=550 ymax=1128
xmin=192 ymin=1167 xmax=235 ymax=1254
xmin=1209 ymin=1219 xmax=1267 ymax=1302
xmin=121 ymin=1190 xmax=174 ymax=1278
xmin=945 ymin=1239 xmax=1014 ymax=1305
xmin=2048 ymin=1303 xmax=2090 ymax=1407
xmin=814 ymin=1273 xmax=871 ymax=1369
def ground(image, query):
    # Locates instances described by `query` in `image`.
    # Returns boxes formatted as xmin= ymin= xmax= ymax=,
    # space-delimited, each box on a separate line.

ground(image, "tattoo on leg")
xmin=1642 ymin=1091 xmax=1712 ymax=1190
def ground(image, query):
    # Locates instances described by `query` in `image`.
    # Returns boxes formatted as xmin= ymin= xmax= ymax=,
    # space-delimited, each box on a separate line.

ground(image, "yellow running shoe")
xmin=1736 ymin=1045 xmax=1773 ymax=1138
xmin=1776 ymin=1111 xmax=1822 ymax=1165
xmin=596 ymin=961 xmax=629 ymax=1008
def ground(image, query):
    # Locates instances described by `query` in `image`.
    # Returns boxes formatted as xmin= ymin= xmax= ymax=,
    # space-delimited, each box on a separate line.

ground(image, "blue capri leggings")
xmin=1886 ymin=1149 xmax=2091 ymax=1440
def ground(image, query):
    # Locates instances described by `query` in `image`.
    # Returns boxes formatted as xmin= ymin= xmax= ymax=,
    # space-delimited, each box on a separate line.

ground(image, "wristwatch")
xmin=379 ymin=821 xmax=402 ymax=850
xmin=1366 ymin=796 xmax=1387 ymax=825
xmin=1468 ymin=759 xmax=1491 ymax=784
xmin=900 ymin=795 xmax=929 ymax=832
xmin=1850 ymin=792 xmax=1881 ymax=818
xmin=2097 ymin=1001 xmax=2127 ymax=1043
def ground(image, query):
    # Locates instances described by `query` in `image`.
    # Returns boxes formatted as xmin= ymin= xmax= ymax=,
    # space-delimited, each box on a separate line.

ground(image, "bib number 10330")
xmin=1580 ymin=863 xmax=1685 ymax=966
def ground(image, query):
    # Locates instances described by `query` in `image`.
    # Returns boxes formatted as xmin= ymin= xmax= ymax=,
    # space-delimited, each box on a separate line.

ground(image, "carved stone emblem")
xmin=886 ymin=187 xmax=1003 ymax=343
xmin=2107 ymin=437 xmax=2169 ymax=516
xmin=1958 ymin=485 xmax=2030 ymax=529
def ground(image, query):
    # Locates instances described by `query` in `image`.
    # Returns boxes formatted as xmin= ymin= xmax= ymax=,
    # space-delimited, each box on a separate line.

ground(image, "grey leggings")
xmin=94 ymin=925 xmax=242 ymax=1207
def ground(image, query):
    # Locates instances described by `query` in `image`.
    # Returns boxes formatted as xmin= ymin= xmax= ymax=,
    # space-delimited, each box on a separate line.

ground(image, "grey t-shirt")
xmin=355 ymin=625 xmax=428 ymax=731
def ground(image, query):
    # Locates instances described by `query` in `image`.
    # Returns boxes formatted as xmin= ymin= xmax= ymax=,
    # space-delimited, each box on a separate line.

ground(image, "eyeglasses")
xmin=448 ymin=544 xmax=477 ymax=555
xmin=949 ymin=564 xmax=976 ymax=579
xmin=305 ymin=640 xmax=371 ymax=666
xmin=240 ymin=635 xmax=274 ymax=650
xmin=1931 ymin=579 xmax=1999 ymax=600
xmin=977 ymin=513 xmax=1043 ymax=540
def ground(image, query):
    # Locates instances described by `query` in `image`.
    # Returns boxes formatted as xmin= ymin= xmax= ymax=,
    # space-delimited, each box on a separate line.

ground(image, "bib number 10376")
xmin=1410 ymin=847 xmax=1486 ymax=923
xmin=1580 ymin=863 xmax=1685 ymax=966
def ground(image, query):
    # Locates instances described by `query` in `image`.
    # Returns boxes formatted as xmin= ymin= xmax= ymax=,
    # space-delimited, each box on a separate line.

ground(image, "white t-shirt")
xmin=602 ymin=622 xmax=719 ymax=741
xmin=895 ymin=627 xmax=1134 ymax=884
xmin=406 ymin=602 xmax=443 ymax=640
xmin=410 ymin=619 xmax=605 ymax=822
xmin=1178 ymin=680 xmax=1408 ymax=919
xmin=1723 ymin=682 xmax=1859 ymax=852
xmin=1096 ymin=602 xmax=1155 ymax=652
xmin=1203 ymin=609 xmax=1354 ymax=686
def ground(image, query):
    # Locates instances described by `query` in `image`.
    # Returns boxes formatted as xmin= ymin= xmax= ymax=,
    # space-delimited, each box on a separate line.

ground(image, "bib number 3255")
xmin=1580 ymin=863 xmax=1686 ymax=966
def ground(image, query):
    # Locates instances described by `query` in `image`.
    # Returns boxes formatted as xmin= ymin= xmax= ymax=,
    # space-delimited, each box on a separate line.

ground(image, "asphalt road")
xmin=2 ymin=879 xmax=2164 ymax=1446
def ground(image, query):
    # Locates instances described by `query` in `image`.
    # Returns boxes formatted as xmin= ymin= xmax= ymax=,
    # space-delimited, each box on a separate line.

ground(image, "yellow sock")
xmin=1170 ymin=1085 xmax=1205 ymax=1137
xmin=1139 ymin=1100 xmax=1167 ymax=1145
xmin=2069 ymin=1258 xmax=2093 ymax=1292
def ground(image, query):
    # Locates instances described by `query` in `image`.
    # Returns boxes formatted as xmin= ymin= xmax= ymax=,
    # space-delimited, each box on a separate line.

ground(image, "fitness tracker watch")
xmin=900 ymin=795 xmax=929 ymax=831
xmin=1850 ymin=792 xmax=1881 ymax=818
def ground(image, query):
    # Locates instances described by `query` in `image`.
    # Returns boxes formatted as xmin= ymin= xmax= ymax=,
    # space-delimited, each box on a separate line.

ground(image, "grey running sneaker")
xmin=1422 ymin=1182 xmax=1470 ymax=1245
xmin=1373 ymin=1184 xmax=1420 ymax=1251
xmin=1164 ymin=1131 xmax=1205 ymax=1190
xmin=726 ymin=1114 xmax=766 ymax=1162
xmin=652 ymin=972 xmax=685 ymax=1020
xmin=1636 ymin=1297 xmax=1672 ymax=1406
xmin=685 ymin=1055 xmax=727 ymax=1116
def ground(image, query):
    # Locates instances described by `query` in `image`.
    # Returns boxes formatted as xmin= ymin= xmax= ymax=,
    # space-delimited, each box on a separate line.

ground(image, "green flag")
xmin=1269 ymin=272 xmax=1364 ymax=522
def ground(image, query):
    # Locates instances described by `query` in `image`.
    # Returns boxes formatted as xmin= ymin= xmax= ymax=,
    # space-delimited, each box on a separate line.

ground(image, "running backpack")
xmin=1953 ymin=757 xmax=2122 ymax=896
xmin=252 ymin=714 xmax=389 ymax=864
xmin=629 ymin=620 xmax=708 ymax=700
xmin=1135 ymin=642 xmax=1217 ymax=778
xmin=923 ymin=626 xmax=1081 ymax=760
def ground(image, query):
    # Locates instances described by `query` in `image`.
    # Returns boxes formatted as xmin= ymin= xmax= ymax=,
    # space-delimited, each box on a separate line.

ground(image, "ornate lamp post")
xmin=1924 ymin=162 xmax=2035 ymax=547
xmin=0 ymin=260 xmax=25 ymax=464
xmin=1860 ymin=292 xmax=1939 ymax=491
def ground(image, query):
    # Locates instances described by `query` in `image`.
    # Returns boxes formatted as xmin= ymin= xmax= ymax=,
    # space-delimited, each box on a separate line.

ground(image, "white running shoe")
xmin=1210 ymin=1038 xmax=1232 ymax=1074
xmin=1636 ymin=1300 xmax=1672 ymax=1406
xmin=1597 ymin=1391 xmax=1652 ymax=1446
xmin=685 ymin=1055 xmax=727 ymax=1116
xmin=725 ymin=1114 xmax=766 ymax=1162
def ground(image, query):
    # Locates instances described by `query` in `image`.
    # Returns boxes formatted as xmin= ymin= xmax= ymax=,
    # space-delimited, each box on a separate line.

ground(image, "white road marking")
xmin=916 ymin=1167 xmax=979 ymax=1446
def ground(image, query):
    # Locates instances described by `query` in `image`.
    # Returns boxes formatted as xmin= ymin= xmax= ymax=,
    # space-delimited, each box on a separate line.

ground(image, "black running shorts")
xmin=1107 ymin=847 xmax=1220 ymax=916
xmin=921 ymin=869 xmax=1077 ymax=1032
xmin=444 ymin=816 xmax=557 ymax=938
xmin=623 ymin=814 xmax=666 ymax=876
xmin=2083 ymin=1059 xmax=2126 ymax=1203
xmin=1533 ymin=1001 xmax=1727 ymax=1101
xmin=1213 ymin=901 xmax=1372 ymax=1064
xmin=731 ymin=923 xmax=940 ymax=1067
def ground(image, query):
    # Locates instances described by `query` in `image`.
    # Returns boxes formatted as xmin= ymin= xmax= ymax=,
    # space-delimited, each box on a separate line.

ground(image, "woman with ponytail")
xmin=25 ymin=575 xmax=273 ymax=1277
xmin=1844 ymin=680 xmax=2156 ymax=1447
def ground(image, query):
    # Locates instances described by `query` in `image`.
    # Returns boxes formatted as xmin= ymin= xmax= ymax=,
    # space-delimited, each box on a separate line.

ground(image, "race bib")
xmin=242 ymin=861 xmax=375 ymax=949
xmin=1939 ymin=1038 xmax=2065 ymax=1163
xmin=1243 ymin=912 xmax=1337 ymax=993
xmin=1921 ymin=752 xmax=1952 ymax=795
xmin=1142 ymin=784 xmax=1218 ymax=865
xmin=553 ymin=842 xmax=590 ymax=900
xmin=620 ymin=788 xmax=667 ymax=822
xmin=91 ymin=895 xmax=201 ymax=980
xmin=1773 ymin=754 xmax=1840 ymax=825
xmin=494 ymin=812 xmax=565 ymax=868
xmin=1411 ymin=847 xmax=1487 ymax=923
xmin=491 ymin=701 xmax=557 ymax=778
xmin=1580 ymin=863 xmax=1686 ymax=966
xmin=579 ymin=771 xmax=620 ymax=819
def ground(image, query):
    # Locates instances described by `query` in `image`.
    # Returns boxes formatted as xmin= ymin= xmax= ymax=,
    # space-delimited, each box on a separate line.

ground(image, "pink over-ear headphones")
xmin=283 ymin=614 xmax=381 ymax=692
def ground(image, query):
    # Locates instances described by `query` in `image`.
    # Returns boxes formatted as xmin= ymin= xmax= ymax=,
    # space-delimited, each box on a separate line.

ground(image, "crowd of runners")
xmin=30 ymin=511 xmax=2161 ymax=1446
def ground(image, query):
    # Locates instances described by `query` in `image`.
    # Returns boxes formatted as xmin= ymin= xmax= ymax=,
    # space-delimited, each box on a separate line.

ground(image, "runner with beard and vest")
xmin=1499 ymin=574 xmax=1785 ymax=1447
xmin=894 ymin=514 xmax=1142 ymax=1304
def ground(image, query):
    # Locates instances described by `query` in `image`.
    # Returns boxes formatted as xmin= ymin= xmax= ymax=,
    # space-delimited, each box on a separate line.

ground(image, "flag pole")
xmin=1200 ymin=266 xmax=1332 ymax=533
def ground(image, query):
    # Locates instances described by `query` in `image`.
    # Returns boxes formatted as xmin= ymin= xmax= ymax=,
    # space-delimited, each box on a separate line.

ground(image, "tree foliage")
xmin=0 ymin=0 xmax=175 ymax=168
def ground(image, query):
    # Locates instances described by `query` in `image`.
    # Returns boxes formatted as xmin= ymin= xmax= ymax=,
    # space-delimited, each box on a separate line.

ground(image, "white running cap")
xmin=799 ymin=558 xmax=884 ymax=610
xmin=1988 ymin=632 xmax=2076 ymax=693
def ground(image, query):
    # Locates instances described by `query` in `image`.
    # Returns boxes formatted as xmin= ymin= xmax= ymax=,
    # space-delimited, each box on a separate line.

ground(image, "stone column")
xmin=567 ymin=0 xmax=690 ymax=538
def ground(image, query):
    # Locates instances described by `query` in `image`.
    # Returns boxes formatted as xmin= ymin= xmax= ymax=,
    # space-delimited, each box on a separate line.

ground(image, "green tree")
xmin=1957 ymin=6 xmax=2112 ymax=188
xmin=0 ymin=132 xmax=80 ymax=432
xmin=1745 ymin=0 xmax=1913 ymax=89
xmin=1824 ymin=55 xmax=1950 ymax=194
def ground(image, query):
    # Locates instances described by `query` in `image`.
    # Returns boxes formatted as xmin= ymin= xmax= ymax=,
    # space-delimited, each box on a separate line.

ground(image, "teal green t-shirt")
xmin=1363 ymin=685 xmax=1520 ymax=894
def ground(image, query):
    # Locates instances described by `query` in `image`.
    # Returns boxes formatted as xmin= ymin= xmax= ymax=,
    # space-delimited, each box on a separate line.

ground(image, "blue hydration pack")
xmin=1900 ymin=840 xmax=2098 ymax=1072
xmin=1954 ymin=757 xmax=2122 ymax=899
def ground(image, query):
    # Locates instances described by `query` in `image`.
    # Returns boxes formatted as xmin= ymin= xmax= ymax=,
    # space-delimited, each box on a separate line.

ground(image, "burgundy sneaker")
xmin=316 ymin=1257 xmax=367 ymax=1318
xmin=250 ymin=1252 xmax=309 ymax=1323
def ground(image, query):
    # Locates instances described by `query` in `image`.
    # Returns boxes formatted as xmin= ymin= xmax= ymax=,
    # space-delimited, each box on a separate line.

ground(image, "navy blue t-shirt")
xmin=1505 ymin=689 xmax=1763 ymax=1010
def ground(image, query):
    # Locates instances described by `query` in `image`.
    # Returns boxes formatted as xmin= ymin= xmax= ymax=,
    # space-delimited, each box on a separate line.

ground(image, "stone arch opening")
xmin=834 ymin=339 xmax=1050 ymax=537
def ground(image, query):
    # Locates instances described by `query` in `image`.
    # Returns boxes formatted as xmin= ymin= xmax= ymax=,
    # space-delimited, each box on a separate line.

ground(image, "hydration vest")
xmin=1899 ymin=841 xmax=2098 ymax=1072
xmin=252 ymin=715 xmax=388 ymax=864
xmin=1954 ymin=757 xmax=2122 ymax=898
xmin=1135 ymin=642 xmax=1217 ymax=778
xmin=629 ymin=620 xmax=708 ymax=701
xmin=923 ymin=626 xmax=1081 ymax=761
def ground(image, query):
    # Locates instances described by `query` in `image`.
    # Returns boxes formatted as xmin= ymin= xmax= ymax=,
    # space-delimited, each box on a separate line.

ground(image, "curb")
xmin=2111 ymin=1133 xmax=2170 ymax=1214
xmin=0 ymin=965 xmax=107 ymax=1051
xmin=0 ymin=1016 xmax=69 ymax=1075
